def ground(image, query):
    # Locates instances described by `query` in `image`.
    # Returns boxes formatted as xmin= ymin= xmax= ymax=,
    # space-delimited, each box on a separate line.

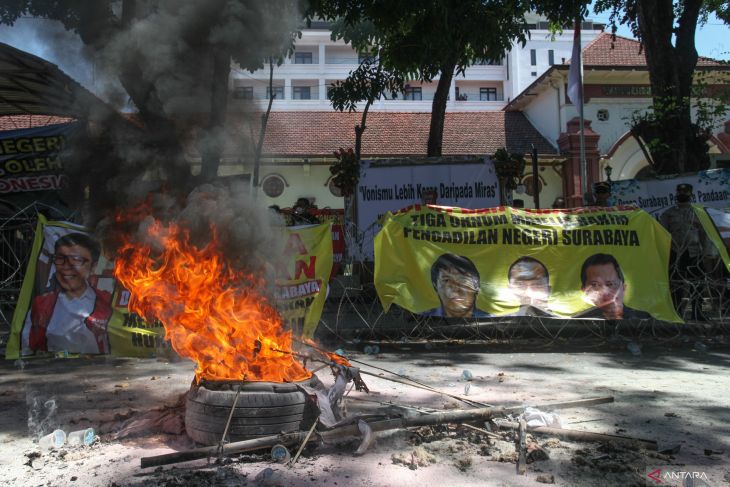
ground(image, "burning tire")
xmin=185 ymin=377 xmax=318 ymax=446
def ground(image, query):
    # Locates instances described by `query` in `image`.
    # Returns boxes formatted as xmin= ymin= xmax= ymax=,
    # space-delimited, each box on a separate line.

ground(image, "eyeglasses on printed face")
xmin=52 ymin=254 xmax=90 ymax=268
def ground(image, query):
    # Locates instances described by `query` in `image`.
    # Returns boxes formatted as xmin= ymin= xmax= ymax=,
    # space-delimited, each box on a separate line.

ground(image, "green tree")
xmin=0 ymin=1 xmax=302 ymax=183
xmin=328 ymin=55 xmax=404 ymax=161
xmin=595 ymin=0 xmax=730 ymax=174
xmin=307 ymin=0 xmax=586 ymax=156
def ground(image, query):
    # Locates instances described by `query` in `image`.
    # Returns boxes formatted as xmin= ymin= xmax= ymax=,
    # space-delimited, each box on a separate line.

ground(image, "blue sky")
xmin=589 ymin=5 xmax=729 ymax=61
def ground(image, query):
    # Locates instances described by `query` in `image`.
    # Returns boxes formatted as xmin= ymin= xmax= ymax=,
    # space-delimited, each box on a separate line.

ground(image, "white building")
xmin=230 ymin=19 xmax=604 ymax=113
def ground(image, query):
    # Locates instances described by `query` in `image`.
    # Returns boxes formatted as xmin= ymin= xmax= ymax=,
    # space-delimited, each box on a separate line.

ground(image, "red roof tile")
xmin=0 ymin=114 xmax=74 ymax=131
xmin=575 ymin=32 xmax=725 ymax=67
xmin=222 ymin=111 xmax=555 ymax=157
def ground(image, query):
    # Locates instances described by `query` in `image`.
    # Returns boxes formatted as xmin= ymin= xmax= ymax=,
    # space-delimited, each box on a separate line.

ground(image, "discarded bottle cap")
xmin=38 ymin=429 xmax=66 ymax=450
xmin=271 ymin=444 xmax=291 ymax=463
xmin=67 ymin=428 xmax=95 ymax=446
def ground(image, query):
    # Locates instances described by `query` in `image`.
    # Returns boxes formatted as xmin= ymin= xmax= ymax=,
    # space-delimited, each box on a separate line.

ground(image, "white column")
xmin=449 ymin=77 xmax=456 ymax=107
xmin=284 ymin=78 xmax=292 ymax=100
xmin=319 ymin=79 xmax=327 ymax=100
xmin=318 ymin=44 xmax=326 ymax=65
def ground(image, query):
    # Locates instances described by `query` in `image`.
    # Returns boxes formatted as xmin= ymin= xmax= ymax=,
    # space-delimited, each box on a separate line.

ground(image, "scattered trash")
xmin=254 ymin=467 xmax=280 ymax=486
xmin=627 ymin=341 xmax=641 ymax=356
xmin=523 ymin=407 xmax=563 ymax=429
xmin=270 ymin=444 xmax=290 ymax=463
xmin=461 ymin=370 xmax=473 ymax=381
xmin=536 ymin=474 xmax=555 ymax=484
xmin=67 ymin=428 xmax=95 ymax=447
xmin=391 ymin=446 xmax=436 ymax=470
xmin=38 ymin=429 xmax=66 ymax=450
xmin=14 ymin=359 xmax=25 ymax=370
xmin=497 ymin=372 xmax=505 ymax=382
xmin=464 ymin=383 xmax=471 ymax=396
xmin=704 ymin=449 xmax=724 ymax=456
xmin=354 ymin=420 xmax=374 ymax=456
xmin=658 ymin=445 xmax=681 ymax=455
xmin=526 ymin=442 xmax=550 ymax=463
xmin=454 ymin=456 xmax=472 ymax=471
xmin=693 ymin=341 xmax=708 ymax=352
xmin=664 ymin=412 xmax=679 ymax=418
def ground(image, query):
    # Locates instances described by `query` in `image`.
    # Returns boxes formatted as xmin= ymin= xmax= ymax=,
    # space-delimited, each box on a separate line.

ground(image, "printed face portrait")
xmin=508 ymin=260 xmax=550 ymax=307
xmin=53 ymin=244 xmax=94 ymax=296
xmin=581 ymin=263 xmax=626 ymax=312
xmin=435 ymin=265 xmax=479 ymax=317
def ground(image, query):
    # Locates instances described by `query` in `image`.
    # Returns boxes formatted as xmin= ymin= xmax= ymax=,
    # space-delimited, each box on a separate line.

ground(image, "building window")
xmin=404 ymin=87 xmax=422 ymax=100
xmin=480 ymin=87 xmax=497 ymax=101
xmin=233 ymin=86 xmax=253 ymax=100
xmin=530 ymin=49 xmax=536 ymax=66
xmin=475 ymin=58 xmax=501 ymax=66
xmin=266 ymin=86 xmax=285 ymax=100
xmin=294 ymin=52 xmax=313 ymax=64
xmin=358 ymin=52 xmax=376 ymax=64
xmin=292 ymin=86 xmax=312 ymax=100
xmin=548 ymin=50 xmax=555 ymax=66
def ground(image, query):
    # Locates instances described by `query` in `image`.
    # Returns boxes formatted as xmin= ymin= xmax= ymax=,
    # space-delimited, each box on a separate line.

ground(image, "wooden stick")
xmin=289 ymin=420 xmax=318 ymax=466
xmin=140 ymin=396 xmax=615 ymax=468
xmin=517 ymin=419 xmax=527 ymax=475
xmin=496 ymin=422 xmax=657 ymax=451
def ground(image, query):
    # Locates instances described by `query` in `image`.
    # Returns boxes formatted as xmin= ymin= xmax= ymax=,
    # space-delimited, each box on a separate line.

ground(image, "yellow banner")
xmin=375 ymin=205 xmax=680 ymax=322
xmin=693 ymin=204 xmax=730 ymax=273
xmin=275 ymin=223 xmax=333 ymax=338
xmin=4 ymin=216 xmax=166 ymax=360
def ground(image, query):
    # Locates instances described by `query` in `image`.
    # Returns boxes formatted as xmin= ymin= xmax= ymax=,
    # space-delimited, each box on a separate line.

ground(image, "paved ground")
xmin=1 ymin=338 xmax=729 ymax=486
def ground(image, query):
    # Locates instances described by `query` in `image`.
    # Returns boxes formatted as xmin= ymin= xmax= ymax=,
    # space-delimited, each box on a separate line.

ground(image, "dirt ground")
xmin=1 ymin=339 xmax=729 ymax=487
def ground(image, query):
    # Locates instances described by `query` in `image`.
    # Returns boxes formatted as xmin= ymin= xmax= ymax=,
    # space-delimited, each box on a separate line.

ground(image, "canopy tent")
xmin=0 ymin=41 xmax=118 ymax=121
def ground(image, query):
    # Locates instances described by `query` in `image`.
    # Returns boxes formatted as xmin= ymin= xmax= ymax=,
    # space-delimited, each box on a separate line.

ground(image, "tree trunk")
xmin=354 ymin=99 xmax=372 ymax=162
xmin=199 ymin=47 xmax=231 ymax=182
xmin=253 ymin=60 xmax=276 ymax=190
xmin=635 ymin=0 xmax=707 ymax=174
xmin=427 ymin=63 xmax=455 ymax=157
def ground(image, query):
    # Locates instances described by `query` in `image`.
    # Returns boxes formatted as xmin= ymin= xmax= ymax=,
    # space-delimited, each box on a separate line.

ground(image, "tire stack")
xmin=185 ymin=378 xmax=316 ymax=446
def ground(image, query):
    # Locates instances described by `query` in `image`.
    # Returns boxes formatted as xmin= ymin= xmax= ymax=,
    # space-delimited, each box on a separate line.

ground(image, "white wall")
xmin=523 ymin=84 xmax=561 ymax=146
xmin=509 ymin=30 xmax=599 ymax=95
xmin=258 ymin=165 xmax=343 ymax=210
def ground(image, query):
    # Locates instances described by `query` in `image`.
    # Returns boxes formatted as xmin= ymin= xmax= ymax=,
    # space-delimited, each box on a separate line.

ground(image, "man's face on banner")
xmin=508 ymin=261 xmax=550 ymax=307
xmin=581 ymin=263 xmax=625 ymax=313
xmin=53 ymin=244 xmax=93 ymax=297
xmin=436 ymin=266 xmax=478 ymax=317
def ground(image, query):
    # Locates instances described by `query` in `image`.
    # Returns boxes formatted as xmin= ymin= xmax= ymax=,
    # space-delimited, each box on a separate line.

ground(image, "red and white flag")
xmin=567 ymin=18 xmax=582 ymax=106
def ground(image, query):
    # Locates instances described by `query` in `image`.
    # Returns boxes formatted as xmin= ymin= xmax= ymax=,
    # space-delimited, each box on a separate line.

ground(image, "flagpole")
xmin=579 ymin=55 xmax=587 ymax=203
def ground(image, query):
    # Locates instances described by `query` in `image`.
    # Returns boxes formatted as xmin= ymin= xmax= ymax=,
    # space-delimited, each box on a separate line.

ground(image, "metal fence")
xmin=0 ymin=200 xmax=77 ymax=334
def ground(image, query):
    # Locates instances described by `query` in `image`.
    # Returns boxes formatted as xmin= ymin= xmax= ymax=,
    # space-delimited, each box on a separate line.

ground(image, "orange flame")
xmin=113 ymin=216 xmax=311 ymax=383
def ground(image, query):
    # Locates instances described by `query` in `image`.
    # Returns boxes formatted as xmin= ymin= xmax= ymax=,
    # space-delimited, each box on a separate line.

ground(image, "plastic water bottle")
xmin=38 ymin=429 xmax=66 ymax=450
xmin=270 ymin=444 xmax=291 ymax=463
